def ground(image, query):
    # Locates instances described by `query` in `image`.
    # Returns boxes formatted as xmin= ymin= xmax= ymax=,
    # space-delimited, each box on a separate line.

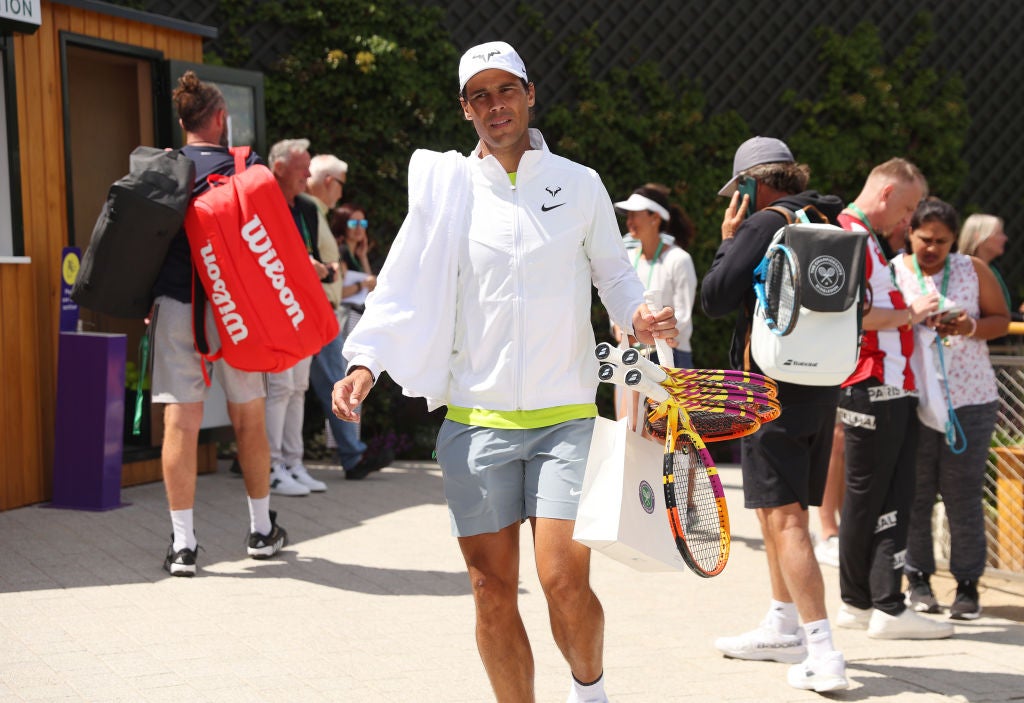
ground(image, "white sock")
xmin=170 ymin=509 xmax=196 ymax=551
xmin=768 ymin=599 xmax=799 ymax=635
xmin=567 ymin=673 xmax=608 ymax=703
xmin=803 ymin=618 xmax=837 ymax=657
xmin=248 ymin=495 xmax=272 ymax=535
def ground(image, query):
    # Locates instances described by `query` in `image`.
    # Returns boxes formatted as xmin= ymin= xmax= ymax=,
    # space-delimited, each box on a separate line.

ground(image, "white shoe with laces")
xmin=714 ymin=620 xmax=806 ymax=663
xmin=289 ymin=463 xmax=327 ymax=492
xmin=787 ymin=651 xmax=849 ymax=692
xmin=270 ymin=462 xmax=310 ymax=496
xmin=867 ymin=608 xmax=954 ymax=639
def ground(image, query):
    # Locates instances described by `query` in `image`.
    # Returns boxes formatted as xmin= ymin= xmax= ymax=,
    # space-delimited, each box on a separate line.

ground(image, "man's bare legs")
xmin=459 ymin=523 xmax=534 ymax=703
xmin=228 ymin=397 xmax=271 ymax=499
xmin=457 ymin=518 xmax=604 ymax=703
xmin=758 ymin=503 xmax=827 ymax=623
xmin=161 ymin=402 xmax=204 ymax=510
xmin=532 ymin=517 xmax=604 ymax=683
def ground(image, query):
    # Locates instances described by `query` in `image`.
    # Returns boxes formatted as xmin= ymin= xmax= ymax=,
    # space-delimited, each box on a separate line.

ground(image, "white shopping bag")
xmin=573 ymin=414 xmax=685 ymax=572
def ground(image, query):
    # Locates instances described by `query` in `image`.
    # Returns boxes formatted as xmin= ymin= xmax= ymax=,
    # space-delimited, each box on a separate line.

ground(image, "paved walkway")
xmin=1 ymin=460 xmax=1022 ymax=702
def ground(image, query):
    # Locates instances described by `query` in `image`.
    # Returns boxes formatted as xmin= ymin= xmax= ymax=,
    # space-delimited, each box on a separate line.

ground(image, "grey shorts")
xmin=434 ymin=418 xmax=595 ymax=537
xmin=151 ymin=296 xmax=266 ymax=405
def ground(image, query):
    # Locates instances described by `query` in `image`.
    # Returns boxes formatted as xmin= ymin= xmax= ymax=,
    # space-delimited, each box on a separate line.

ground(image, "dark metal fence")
xmin=141 ymin=0 xmax=1024 ymax=298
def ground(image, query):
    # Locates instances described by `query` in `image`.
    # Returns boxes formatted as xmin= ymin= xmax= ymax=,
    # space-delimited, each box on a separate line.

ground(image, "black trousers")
xmin=837 ymin=383 xmax=918 ymax=615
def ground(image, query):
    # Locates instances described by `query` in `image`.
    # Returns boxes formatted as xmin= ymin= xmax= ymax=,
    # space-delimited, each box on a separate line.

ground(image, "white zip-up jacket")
xmin=345 ymin=130 xmax=646 ymax=412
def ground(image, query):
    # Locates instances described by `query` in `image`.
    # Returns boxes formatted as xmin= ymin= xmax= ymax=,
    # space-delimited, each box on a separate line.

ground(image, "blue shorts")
xmin=434 ymin=418 xmax=595 ymax=537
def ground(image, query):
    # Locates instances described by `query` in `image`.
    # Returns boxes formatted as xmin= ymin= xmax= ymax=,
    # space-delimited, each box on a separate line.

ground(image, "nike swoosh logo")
xmin=569 ymin=488 xmax=582 ymax=496
xmin=541 ymin=203 xmax=566 ymax=212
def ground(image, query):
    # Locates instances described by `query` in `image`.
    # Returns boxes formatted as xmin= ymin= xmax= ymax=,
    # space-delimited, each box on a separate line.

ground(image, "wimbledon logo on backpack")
xmin=198 ymin=213 xmax=307 ymax=345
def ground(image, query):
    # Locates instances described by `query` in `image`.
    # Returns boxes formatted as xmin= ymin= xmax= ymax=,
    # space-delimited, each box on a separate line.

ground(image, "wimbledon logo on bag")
xmin=241 ymin=214 xmax=306 ymax=329
xmin=638 ymin=481 xmax=656 ymax=514
xmin=808 ymin=255 xmax=845 ymax=296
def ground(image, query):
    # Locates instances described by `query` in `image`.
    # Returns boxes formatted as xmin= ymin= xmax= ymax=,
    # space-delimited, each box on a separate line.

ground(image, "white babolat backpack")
xmin=749 ymin=206 xmax=868 ymax=386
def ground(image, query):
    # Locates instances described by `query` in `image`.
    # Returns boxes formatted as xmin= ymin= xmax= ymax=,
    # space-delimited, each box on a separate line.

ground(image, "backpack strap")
xmin=763 ymin=205 xmax=795 ymax=224
xmin=231 ymin=146 xmax=251 ymax=173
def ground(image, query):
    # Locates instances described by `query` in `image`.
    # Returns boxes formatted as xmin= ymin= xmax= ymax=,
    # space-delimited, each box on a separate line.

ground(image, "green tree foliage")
xmin=210 ymin=0 xmax=467 ymax=242
xmin=542 ymin=26 xmax=750 ymax=373
xmin=783 ymin=14 xmax=969 ymax=201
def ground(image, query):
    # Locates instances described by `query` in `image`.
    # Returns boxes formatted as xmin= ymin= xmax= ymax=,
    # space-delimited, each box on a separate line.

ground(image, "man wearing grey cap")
xmin=331 ymin=40 xmax=678 ymax=702
xmin=701 ymin=137 xmax=850 ymax=692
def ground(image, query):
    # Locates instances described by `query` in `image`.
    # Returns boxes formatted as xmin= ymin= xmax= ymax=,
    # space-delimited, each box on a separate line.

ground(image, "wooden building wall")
xmin=0 ymin=2 xmax=202 ymax=510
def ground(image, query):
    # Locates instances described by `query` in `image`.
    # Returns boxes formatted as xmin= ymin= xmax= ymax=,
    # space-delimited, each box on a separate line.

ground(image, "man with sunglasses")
xmin=701 ymin=137 xmax=849 ymax=692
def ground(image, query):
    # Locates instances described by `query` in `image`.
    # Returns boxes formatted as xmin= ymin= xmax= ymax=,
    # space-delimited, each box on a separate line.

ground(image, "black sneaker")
xmin=344 ymin=448 xmax=395 ymax=480
xmin=905 ymin=571 xmax=940 ymax=614
xmin=950 ymin=579 xmax=982 ymax=620
xmin=163 ymin=540 xmax=198 ymax=577
xmin=247 ymin=509 xmax=287 ymax=559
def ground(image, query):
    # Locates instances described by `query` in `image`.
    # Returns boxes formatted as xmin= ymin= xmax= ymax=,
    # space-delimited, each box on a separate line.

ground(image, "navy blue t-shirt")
xmin=152 ymin=145 xmax=264 ymax=304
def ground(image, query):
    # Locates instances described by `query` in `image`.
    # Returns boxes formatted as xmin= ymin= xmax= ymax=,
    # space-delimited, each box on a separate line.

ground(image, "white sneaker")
xmin=714 ymin=621 xmax=806 ymax=663
xmin=867 ymin=608 xmax=954 ymax=640
xmin=836 ymin=603 xmax=871 ymax=630
xmin=269 ymin=463 xmax=310 ymax=496
xmin=288 ymin=464 xmax=327 ymax=492
xmin=814 ymin=535 xmax=840 ymax=567
xmin=787 ymin=651 xmax=849 ymax=692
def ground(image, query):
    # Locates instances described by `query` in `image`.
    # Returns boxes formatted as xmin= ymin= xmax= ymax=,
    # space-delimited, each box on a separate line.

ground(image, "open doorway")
xmin=61 ymin=35 xmax=164 ymax=448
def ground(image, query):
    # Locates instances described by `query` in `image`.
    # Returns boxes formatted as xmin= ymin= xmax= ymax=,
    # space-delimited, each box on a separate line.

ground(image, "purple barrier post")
xmin=50 ymin=331 xmax=128 ymax=511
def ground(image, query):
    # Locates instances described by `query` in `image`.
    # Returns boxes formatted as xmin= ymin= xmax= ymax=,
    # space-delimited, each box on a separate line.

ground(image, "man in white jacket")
xmin=332 ymin=41 xmax=677 ymax=703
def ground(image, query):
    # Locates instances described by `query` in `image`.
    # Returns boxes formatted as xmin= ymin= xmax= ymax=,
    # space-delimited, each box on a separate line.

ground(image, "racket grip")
xmin=623 ymin=366 xmax=670 ymax=402
xmin=620 ymin=347 xmax=668 ymax=383
xmin=644 ymin=289 xmax=676 ymax=370
xmin=597 ymin=362 xmax=627 ymax=385
xmin=594 ymin=342 xmax=625 ymax=364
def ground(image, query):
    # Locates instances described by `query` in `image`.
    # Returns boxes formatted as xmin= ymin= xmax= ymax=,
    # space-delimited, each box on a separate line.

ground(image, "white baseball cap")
xmin=718 ymin=136 xmax=795 ymax=196
xmin=459 ymin=41 xmax=529 ymax=93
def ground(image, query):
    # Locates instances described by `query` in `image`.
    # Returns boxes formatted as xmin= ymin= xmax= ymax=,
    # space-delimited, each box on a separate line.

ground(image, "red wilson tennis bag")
xmin=184 ymin=147 xmax=338 ymax=373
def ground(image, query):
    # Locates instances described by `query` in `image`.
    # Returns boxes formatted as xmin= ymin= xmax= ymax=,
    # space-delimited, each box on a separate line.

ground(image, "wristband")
xmin=966 ymin=316 xmax=978 ymax=338
xmin=904 ymin=309 xmax=913 ymax=329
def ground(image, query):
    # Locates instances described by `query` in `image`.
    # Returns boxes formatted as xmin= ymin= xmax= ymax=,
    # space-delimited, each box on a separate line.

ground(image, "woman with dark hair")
xmin=329 ymin=203 xmax=378 ymax=338
xmin=892 ymin=197 xmax=1009 ymax=620
xmin=613 ymin=183 xmax=697 ymax=368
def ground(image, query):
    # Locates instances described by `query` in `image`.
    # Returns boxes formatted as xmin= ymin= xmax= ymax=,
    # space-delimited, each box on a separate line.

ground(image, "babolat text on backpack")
xmin=749 ymin=206 xmax=868 ymax=386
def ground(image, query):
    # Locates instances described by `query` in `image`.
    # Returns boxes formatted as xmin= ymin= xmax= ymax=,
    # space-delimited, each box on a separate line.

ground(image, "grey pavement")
xmin=1 ymin=460 xmax=1022 ymax=702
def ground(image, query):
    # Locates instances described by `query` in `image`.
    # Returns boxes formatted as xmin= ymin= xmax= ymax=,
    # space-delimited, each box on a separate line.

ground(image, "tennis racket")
xmin=753 ymin=239 xmax=801 ymax=336
xmin=652 ymin=402 xmax=731 ymax=577
xmin=643 ymin=289 xmax=732 ymax=577
xmin=597 ymin=342 xmax=779 ymax=397
xmin=610 ymin=365 xmax=774 ymax=441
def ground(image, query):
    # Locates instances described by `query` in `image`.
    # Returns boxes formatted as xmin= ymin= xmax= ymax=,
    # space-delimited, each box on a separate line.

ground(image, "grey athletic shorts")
xmin=435 ymin=418 xmax=595 ymax=538
xmin=151 ymin=296 xmax=266 ymax=405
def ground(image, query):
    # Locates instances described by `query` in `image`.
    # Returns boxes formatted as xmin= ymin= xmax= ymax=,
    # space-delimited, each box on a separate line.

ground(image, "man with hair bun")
xmin=150 ymin=71 xmax=287 ymax=576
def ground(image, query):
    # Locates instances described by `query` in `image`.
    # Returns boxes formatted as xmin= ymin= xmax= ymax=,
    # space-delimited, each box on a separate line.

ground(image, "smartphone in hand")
xmin=736 ymin=176 xmax=757 ymax=219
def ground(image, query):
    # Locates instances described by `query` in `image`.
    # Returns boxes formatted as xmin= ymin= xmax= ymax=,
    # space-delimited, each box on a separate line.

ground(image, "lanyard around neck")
xmin=911 ymin=253 xmax=951 ymax=305
xmin=846 ymin=203 xmax=888 ymax=257
xmin=633 ymin=239 xmax=664 ymax=288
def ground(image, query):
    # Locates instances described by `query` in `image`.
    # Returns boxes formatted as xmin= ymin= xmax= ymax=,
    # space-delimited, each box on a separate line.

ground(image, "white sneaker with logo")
xmin=714 ymin=621 xmax=806 ymax=663
xmin=836 ymin=603 xmax=871 ymax=629
xmin=867 ymin=608 xmax=954 ymax=639
xmin=289 ymin=464 xmax=327 ymax=492
xmin=270 ymin=462 xmax=310 ymax=496
xmin=787 ymin=651 xmax=849 ymax=692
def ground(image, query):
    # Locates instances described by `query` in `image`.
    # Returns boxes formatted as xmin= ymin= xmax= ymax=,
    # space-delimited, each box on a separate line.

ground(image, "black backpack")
xmin=71 ymin=147 xmax=195 ymax=318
